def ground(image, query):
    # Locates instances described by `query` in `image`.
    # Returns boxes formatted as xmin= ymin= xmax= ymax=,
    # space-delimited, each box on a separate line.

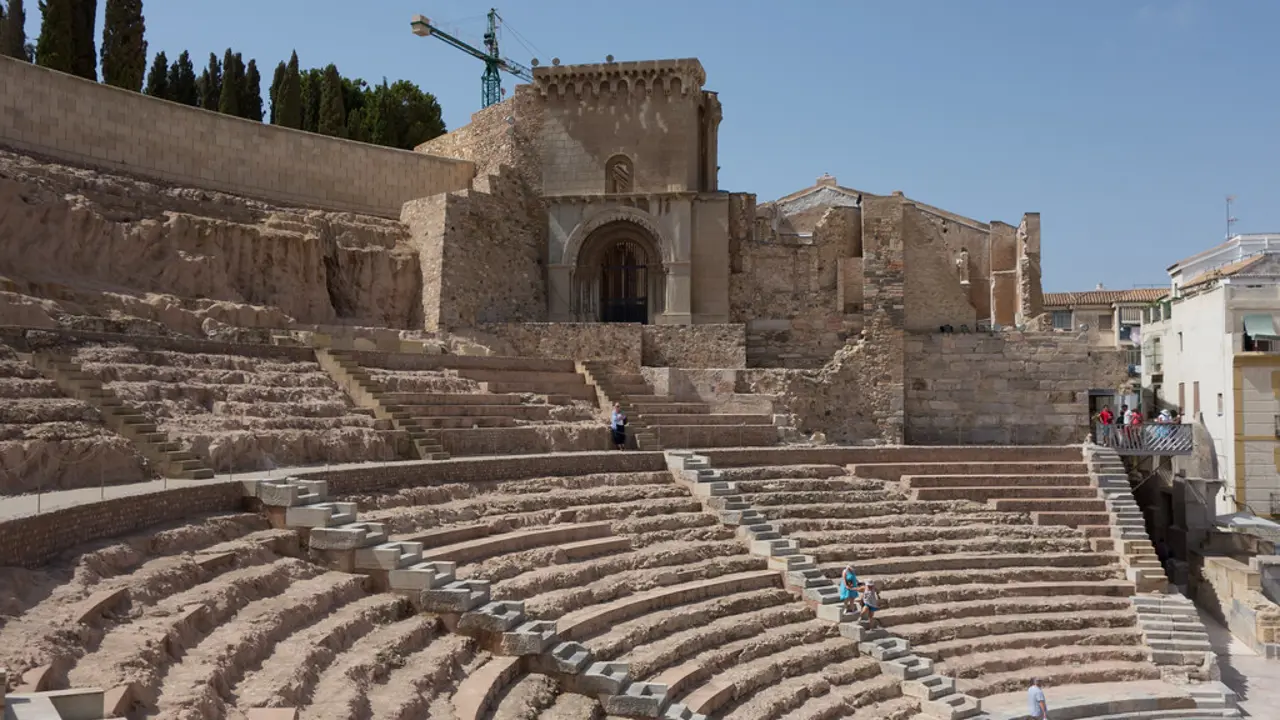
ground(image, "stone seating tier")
xmin=0 ymin=343 xmax=151 ymax=495
xmin=696 ymin=456 xmax=1161 ymax=702
xmin=71 ymin=344 xmax=398 ymax=472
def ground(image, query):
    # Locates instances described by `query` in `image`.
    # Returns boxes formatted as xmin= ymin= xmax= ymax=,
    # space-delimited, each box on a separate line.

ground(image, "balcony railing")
xmin=1093 ymin=423 xmax=1193 ymax=456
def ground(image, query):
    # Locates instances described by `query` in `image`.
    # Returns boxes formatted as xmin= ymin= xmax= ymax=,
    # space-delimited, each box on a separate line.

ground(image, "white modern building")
xmin=1142 ymin=234 xmax=1280 ymax=515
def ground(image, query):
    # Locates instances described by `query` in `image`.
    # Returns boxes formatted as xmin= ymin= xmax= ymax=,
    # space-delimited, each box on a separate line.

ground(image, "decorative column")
xmin=656 ymin=262 xmax=692 ymax=325
xmin=547 ymin=265 xmax=575 ymax=322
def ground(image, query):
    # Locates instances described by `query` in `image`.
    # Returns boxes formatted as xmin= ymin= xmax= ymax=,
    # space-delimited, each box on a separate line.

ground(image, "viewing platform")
xmin=1094 ymin=424 xmax=1193 ymax=456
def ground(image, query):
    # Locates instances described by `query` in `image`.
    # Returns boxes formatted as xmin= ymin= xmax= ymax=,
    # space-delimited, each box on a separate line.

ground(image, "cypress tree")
xmin=143 ymin=50 xmax=167 ymax=98
xmin=167 ymin=50 xmax=198 ymax=106
xmin=268 ymin=60 xmax=285 ymax=124
xmin=2 ymin=0 xmax=28 ymax=61
xmin=71 ymin=0 xmax=96 ymax=79
xmin=276 ymin=51 xmax=302 ymax=129
xmin=241 ymin=57 xmax=262 ymax=121
xmin=301 ymin=67 xmax=323 ymax=132
xmin=217 ymin=49 xmax=241 ymax=115
xmin=100 ymin=0 xmax=146 ymax=90
xmin=35 ymin=0 xmax=75 ymax=73
xmin=317 ymin=63 xmax=345 ymax=138
xmin=196 ymin=51 xmax=220 ymax=109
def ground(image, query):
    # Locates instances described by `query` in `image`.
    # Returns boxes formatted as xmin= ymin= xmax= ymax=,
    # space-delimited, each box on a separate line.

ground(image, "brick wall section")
xmin=905 ymin=332 xmax=1127 ymax=445
xmin=300 ymin=452 xmax=669 ymax=498
xmin=641 ymin=325 xmax=746 ymax=368
xmin=472 ymin=323 xmax=644 ymax=367
xmin=0 ymin=482 xmax=243 ymax=568
xmin=0 ymin=56 xmax=474 ymax=217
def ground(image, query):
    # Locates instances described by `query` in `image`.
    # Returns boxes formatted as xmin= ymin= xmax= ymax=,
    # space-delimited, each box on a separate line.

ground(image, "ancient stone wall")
xmin=903 ymin=204 xmax=982 ymax=332
xmin=417 ymin=89 xmax=545 ymax=193
xmin=641 ymin=325 xmax=746 ymax=368
xmin=0 ymin=482 xmax=244 ymax=568
xmin=469 ymin=323 xmax=644 ymax=367
xmin=0 ymin=57 xmax=474 ymax=217
xmin=0 ymin=150 xmax=424 ymax=332
xmin=731 ymin=205 xmax=863 ymax=368
xmin=904 ymin=332 xmax=1127 ymax=445
xmin=402 ymin=167 xmax=547 ymax=331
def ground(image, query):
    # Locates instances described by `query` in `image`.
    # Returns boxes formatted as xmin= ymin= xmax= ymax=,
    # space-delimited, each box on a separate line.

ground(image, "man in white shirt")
xmin=1027 ymin=678 xmax=1048 ymax=719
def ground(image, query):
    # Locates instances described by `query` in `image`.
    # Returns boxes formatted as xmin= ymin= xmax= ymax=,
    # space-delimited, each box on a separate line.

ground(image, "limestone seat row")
xmin=71 ymin=343 xmax=396 ymax=471
xmin=665 ymin=448 xmax=1178 ymax=718
xmin=0 ymin=343 xmax=152 ymax=495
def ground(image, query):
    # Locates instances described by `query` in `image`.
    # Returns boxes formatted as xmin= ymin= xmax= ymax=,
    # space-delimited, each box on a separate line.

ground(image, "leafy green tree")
xmin=275 ymin=51 xmax=302 ymax=129
xmin=196 ymin=51 xmax=220 ymax=109
xmin=100 ymin=0 xmax=146 ymax=90
xmin=217 ymin=49 xmax=242 ymax=116
xmin=241 ymin=58 xmax=262 ymax=120
xmin=166 ymin=50 xmax=198 ymax=106
xmin=268 ymin=60 xmax=285 ymax=124
xmin=143 ymin=50 xmax=167 ymax=98
xmin=35 ymin=0 xmax=75 ymax=73
xmin=317 ymin=64 xmax=346 ymax=137
xmin=1 ymin=0 xmax=29 ymax=61
xmin=71 ymin=0 xmax=95 ymax=79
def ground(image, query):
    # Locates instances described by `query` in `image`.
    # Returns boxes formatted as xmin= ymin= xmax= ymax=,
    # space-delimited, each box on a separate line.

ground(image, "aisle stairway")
xmin=580 ymin=361 xmax=779 ymax=451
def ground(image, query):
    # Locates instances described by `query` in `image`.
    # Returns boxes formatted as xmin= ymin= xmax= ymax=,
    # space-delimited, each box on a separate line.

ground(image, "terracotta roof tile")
xmin=1043 ymin=288 xmax=1167 ymax=307
xmin=1182 ymin=254 xmax=1271 ymax=289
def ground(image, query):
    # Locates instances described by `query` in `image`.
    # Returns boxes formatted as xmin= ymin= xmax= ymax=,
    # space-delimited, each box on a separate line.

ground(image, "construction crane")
xmin=410 ymin=9 xmax=535 ymax=109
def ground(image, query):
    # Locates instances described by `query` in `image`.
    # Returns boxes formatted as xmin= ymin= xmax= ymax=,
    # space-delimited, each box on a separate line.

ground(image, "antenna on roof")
xmin=1227 ymin=195 xmax=1239 ymax=239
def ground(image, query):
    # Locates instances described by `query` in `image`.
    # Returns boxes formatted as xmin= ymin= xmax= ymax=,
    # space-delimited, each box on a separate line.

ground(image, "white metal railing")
xmin=1093 ymin=423 xmax=1193 ymax=455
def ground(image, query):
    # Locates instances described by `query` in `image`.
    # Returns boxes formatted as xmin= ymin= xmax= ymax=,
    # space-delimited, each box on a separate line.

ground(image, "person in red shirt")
xmin=1097 ymin=405 xmax=1114 ymax=445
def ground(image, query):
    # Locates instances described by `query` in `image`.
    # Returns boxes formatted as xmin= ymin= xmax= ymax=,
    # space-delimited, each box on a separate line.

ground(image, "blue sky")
xmin=19 ymin=0 xmax=1280 ymax=291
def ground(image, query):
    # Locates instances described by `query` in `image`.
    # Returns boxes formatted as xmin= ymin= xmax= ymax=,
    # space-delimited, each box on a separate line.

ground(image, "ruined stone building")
xmin=0 ymin=53 xmax=1122 ymax=446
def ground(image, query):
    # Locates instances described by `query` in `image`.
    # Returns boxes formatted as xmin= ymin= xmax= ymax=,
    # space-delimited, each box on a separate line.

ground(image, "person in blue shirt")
xmin=610 ymin=403 xmax=627 ymax=450
xmin=1027 ymin=678 xmax=1049 ymax=719
xmin=838 ymin=563 xmax=862 ymax=614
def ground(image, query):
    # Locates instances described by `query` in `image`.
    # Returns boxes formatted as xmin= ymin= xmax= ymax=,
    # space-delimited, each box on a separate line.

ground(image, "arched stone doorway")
xmin=572 ymin=221 xmax=665 ymax=323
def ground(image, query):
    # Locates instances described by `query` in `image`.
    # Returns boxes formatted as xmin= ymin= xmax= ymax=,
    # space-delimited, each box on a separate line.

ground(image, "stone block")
xmin=604 ymin=682 xmax=670 ymax=718
xmin=903 ymin=674 xmax=956 ymax=701
xmin=354 ymin=541 xmax=424 ymax=571
xmin=388 ymin=561 xmax=456 ymax=592
xmin=547 ymin=641 xmax=593 ymax=674
xmin=859 ymin=636 xmax=910 ymax=661
xmin=458 ymin=601 xmax=526 ymax=634
xmin=663 ymin=703 xmax=708 ymax=720
xmin=256 ymin=477 xmax=327 ymax=507
xmin=421 ymin=579 xmax=490 ymax=613
xmin=309 ymin=521 xmax=386 ymax=550
xmin=839 ymin=622 xmax=886 ymax=642
xmin=286 ymin=502 xmax=358 ymax=530
xmin=817 ymin=603 xmax=858 ymax=624
xmin=580 ymin=662 xmax=632 ymax=696
xmin=500 ymin=620 xmax=558 ymax=655
xmin=882 ymin=653 xmax=933 ymax=679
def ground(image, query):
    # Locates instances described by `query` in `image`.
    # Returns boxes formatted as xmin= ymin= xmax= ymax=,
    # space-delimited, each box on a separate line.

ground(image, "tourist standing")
xmin=1027 ymin=678 xmax=1049 ymax=719
xmin=610 ymin=403 xmax=628 ymax=450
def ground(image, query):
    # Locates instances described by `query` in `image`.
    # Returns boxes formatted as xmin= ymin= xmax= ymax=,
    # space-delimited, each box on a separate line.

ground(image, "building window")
xmin=1218 ymin=393 xmax=1224 ymax=416
xmin=605 ymin=155 xmax=633 ymax=194
xmin=1099 ymin=314 xmax=1114 ymax=331
xmin=1052 ymin=310 xmax=1072 ymax=330
xmin=1124 ymin=347 xmax=1141 ymax=366
xmin=1178 ymin=332 xmax=1183 ymax=351
xmin=1178 ymin=382 xmax=1185 ymax=413
xmin=1193 ymin=381 xmax=1200 ymax=416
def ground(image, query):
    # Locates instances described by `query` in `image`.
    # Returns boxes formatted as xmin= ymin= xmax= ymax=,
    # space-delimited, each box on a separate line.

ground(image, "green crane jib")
xmin=410 ymin=9 xmax=534 ymax=109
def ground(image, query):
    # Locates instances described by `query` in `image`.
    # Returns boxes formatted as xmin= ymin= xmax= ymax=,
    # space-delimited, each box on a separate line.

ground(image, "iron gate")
xmin=600 ymin=238 xmax=649 ymax=323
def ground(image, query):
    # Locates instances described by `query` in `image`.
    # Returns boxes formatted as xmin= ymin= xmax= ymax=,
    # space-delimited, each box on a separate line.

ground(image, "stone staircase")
xmin=1089 ymin=446 xmax=1166 ymax=593
xmin=582 ymin=361 xmax=780 ymax=451
xmin=315 ymin=349 xmax=449 ymax=461
xmin=21 ymin=351 xmax=214 ymax=480
xmin=578 ymin=362 xmax=660 ymax=450
xmin=664 ymin=450 xmax=983 ymax=720
xmin=244 ymin=475 xmax=683 ymax=720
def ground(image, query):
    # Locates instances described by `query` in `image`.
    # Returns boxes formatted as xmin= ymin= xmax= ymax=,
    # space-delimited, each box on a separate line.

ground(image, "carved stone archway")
xmin=561 ymin=206 xmax=677 ymax=269
xmin=570 ymin=220 xmax=665 ymax=323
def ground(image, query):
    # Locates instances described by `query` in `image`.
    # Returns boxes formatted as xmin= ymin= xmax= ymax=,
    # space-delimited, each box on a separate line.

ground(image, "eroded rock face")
xmin=0 ymin=149 xmax=423 ymax=334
